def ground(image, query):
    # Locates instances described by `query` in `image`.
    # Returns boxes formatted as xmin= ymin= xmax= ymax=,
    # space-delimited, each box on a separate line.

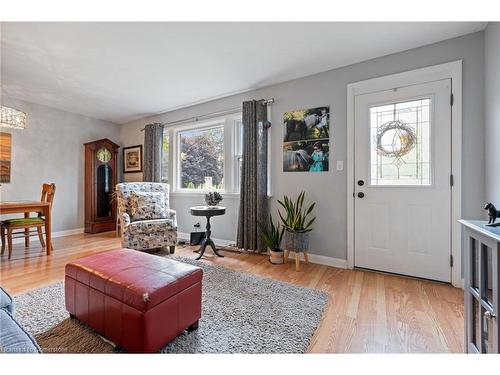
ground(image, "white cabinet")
xmin=460 ymin=220 xmax=500 ymax=353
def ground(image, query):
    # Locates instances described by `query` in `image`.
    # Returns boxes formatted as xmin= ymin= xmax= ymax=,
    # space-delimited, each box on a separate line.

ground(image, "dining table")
xmin=0 ymin=200 xmax=52 ymax=255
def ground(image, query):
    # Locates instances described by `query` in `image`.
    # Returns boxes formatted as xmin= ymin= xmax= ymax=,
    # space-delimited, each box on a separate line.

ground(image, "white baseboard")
xmin=10 ymin=227 xmax=84 ymax=245
xmin=177 ymin=232 xmax=235 ymax=247
xmin=9 ymin=227 xmax=350 ymax=270
xmin=306 ymin=253 xmax=349 ymax=269
xmin=178 ymin=231 xmax=349 ymax=269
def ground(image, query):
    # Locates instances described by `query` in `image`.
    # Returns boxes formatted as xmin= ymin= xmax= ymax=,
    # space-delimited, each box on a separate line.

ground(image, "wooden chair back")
xmin=40 ymin=183 xmax=56 ymax=215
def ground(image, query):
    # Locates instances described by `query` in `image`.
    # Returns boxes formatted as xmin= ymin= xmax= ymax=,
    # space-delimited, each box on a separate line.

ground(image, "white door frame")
xmin=346 ymin=60 xmax=463 ymax=288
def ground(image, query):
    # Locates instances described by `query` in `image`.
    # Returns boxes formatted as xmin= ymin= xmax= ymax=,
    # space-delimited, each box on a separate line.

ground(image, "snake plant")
xmin=258 ymin=215 xmax=284 ymax=251
xmin=277 ymin=191 xmax=316 ymax=233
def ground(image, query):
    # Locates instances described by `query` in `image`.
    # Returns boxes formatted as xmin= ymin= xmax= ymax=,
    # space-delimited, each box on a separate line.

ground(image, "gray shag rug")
xmin=13 ymin=255 xmax=328 ymax=353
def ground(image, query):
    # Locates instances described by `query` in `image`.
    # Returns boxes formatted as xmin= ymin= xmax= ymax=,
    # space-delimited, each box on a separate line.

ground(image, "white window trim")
xmin=166 ymin=113 xmax=243 ymax=195
xmin=346 ymin=60 xmax=463 ymax=288
xmin=232 ymin=115 xmax=243 ymax=193
xmin=160 ymin=132 xmax=170 ymax=184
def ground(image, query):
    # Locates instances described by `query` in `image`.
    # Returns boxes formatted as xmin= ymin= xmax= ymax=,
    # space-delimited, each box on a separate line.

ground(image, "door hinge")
xmin=450 ymin=93 xmax=454 ymax=107
xmin=450 ymin=255 xmax=454 ymax=267
xmin=450 ymin=174 xmax=454 ymax=186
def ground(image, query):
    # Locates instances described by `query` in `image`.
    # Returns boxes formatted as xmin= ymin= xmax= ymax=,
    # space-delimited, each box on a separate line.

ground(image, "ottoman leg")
xmin=187 ymin=320 xmax=199 ymax=332
xmin=169 ymin=245 xmax=175 ymax=254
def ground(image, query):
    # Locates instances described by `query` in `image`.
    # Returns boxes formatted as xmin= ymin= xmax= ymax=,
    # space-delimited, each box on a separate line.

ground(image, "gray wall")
xmin=0 ymin=97 xmax=121 ymax=232
xmin=485 ymin=22 xmax=500 ymax=205
xmin=120 ymin=32 xmax=485 ymax=260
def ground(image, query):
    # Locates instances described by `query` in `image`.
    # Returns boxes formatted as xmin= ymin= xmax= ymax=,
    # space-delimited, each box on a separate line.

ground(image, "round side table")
xmin=189 ymin=206 xmax=226 ymax=260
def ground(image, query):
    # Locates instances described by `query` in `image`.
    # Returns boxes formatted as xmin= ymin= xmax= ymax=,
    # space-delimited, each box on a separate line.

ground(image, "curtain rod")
xmin=140 ymin=98 xmax=274 ymax=131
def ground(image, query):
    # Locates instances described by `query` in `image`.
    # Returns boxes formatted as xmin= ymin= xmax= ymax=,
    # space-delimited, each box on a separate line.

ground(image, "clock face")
xmin=96 ymin=147 xmax=112 ymax=163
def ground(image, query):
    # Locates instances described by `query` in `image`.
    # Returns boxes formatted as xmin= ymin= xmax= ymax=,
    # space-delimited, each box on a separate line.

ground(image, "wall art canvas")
xmin=123 ymin=145 xmax=143 ymax=173
xmin=283 ymin=106 xmax=330 ymax=172
xmin=0 ymin=132 xmax=12 ymax=183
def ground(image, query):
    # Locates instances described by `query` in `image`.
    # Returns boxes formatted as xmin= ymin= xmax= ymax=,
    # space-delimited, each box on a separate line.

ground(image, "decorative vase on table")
xmin=205 ymin=191 xmax=223 ymax=207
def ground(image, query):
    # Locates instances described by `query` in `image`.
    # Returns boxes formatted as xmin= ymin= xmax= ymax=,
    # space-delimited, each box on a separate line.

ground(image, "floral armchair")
xmin=115 ymin=182 xmax=177 ymax=253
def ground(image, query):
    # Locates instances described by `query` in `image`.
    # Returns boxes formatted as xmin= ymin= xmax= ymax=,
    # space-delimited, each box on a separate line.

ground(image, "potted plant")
xmin=258 ymin=215 xmax=285 ymax=264
xmin=278 ymin=191 xmax=315 ymax=253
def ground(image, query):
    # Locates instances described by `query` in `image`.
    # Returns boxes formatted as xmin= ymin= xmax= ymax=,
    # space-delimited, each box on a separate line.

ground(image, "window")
xmin=161 ymin=132 xmax=169 ymax=183
xmin=234 ymin=119 xmax=244 ymax=190
xmin=370 ymin=98 xmax=431 ymax=186
xmin=160 ymin=113 xmax=242 ymax=193
xmin=178 ymin=125 xmax=224 ymax=190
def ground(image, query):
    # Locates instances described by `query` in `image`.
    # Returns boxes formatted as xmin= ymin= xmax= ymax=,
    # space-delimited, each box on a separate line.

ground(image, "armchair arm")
xmin=120 ymin=212 xmax=131 ymax=235
xmin=167 ymin=209 xmax=177 ymax=229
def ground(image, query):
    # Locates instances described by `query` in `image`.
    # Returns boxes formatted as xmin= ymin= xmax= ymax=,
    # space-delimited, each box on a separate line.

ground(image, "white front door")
xmin=354 ymin=79 xmax=452 ymax=282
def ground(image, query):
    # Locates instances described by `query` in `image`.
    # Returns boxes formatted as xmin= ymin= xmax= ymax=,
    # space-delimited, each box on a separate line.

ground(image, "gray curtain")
xmin=237 ymin=100 xmax=268 ymax=252
xmin=143 ymin=123 xmax=164 ymax=182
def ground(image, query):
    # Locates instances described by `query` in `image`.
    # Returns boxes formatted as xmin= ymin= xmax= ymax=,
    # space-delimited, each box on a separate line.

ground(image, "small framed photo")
xmin=123 ymin=145 xmax=143 ymax=173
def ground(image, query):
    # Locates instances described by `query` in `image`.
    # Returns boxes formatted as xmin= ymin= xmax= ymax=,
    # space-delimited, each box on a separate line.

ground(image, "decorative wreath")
xmin=375 ymin=120 xmax=417 ymax=158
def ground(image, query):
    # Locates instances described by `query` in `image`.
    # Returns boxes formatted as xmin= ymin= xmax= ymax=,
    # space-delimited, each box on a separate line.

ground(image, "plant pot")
xmin=269 ymin=249 xmax=284 ymax=264
xmin=284 ymin=231 xmax=309 ymax=252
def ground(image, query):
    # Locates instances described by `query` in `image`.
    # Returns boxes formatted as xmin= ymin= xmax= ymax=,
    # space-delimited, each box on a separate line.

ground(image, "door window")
xmin=369 ymin=98 xmax=431 ymax=186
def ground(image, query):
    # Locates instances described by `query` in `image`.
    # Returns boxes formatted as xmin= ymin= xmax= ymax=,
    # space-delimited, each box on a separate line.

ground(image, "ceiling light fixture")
xmin=0 ymin=106 xmax=27 ymax=130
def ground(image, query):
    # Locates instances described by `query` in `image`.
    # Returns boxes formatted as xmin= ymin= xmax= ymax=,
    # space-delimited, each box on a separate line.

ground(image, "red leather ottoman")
xmin=64 ymin=248 xmax=203 ymax=353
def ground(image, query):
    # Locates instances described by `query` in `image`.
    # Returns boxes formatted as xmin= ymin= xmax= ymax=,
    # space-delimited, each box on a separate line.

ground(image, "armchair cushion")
xmin=128 ymin=219 xmax=175 ymax=235
xmin=129 ymin=191 xmax=168 ymax=221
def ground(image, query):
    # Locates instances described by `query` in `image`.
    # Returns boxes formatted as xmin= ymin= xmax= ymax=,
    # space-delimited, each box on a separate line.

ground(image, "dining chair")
xmin=1 ymin=183 xmax=56 ymax=260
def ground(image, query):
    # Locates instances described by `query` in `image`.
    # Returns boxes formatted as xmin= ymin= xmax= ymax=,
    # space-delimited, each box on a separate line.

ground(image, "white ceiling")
xmin=0 ymin=22 xmax=487 ymax=124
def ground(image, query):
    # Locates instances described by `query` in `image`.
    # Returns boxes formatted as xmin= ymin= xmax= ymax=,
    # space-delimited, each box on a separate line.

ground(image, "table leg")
xmin=7 ymin=227 xmax=13 ymax=260
xmin=44 ymin=206 xmax=52 ymax=255
xmin=209 ymin=239 xmax=224 ymax=258
xmin=24 ymin=212 xmax=30 ymax=247
xmin=195 ymin=239 xmax=208 ymax=260
xmin=1 ymin=226 xmax=5 ymax=255
xmin=195 ymin=215 xmax=224 ymax=259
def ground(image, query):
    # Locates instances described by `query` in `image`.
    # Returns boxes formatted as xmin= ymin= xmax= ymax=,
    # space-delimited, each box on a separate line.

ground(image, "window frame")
xmin=164 ymin=113 xmax=243 ymax=195
xmin=160 ymin=131 xmax=170 ymax=184
xmin=232 ymin=117 xmax=244 ymax=192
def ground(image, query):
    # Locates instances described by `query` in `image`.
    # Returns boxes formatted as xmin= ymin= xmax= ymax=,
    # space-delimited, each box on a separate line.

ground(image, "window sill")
xmin=170 ymin=191 xmax=240 ymax=199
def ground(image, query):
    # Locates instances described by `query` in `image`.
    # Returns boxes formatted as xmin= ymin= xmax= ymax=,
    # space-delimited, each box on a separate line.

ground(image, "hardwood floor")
xmin=0 ymin=231 xmax=465 ymax=353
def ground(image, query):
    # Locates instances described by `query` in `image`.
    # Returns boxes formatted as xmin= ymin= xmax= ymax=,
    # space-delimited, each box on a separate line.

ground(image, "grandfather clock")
xmin=84 ymin=138 xmax=120 ymax=233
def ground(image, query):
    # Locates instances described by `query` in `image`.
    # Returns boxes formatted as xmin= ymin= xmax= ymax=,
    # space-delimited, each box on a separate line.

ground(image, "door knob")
xmin=357 ymin=192 xmax=365 ymax=198
xmin=357 ymin=180 xmax=365 ymax=186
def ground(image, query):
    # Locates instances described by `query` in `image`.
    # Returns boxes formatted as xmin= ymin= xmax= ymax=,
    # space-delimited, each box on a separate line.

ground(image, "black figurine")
xmin=484 ymin=202 xmax=500 ymax=224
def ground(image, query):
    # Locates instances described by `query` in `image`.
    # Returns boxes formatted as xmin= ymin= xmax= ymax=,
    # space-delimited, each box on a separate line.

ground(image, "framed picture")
xmin=0 ymin=132 xmax=12 ymax=183
xmin=283 ymin=106 xmax=330 ymax=172
xmin=123 ymin=145 xmax=143 ymax=173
